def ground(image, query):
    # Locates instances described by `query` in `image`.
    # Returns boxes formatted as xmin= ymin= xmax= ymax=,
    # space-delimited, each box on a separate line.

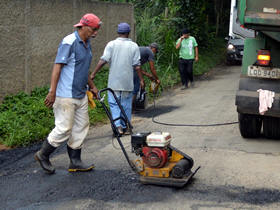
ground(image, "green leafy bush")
xmin=0 ymin=87 xmax=54 ymax=147
xmin=193 ymin=37 xmax=226 ymax=75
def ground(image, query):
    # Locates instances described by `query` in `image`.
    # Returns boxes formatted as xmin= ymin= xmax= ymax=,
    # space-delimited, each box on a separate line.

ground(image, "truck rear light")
xmin=257 ymin=50 xmax=271 ymax=66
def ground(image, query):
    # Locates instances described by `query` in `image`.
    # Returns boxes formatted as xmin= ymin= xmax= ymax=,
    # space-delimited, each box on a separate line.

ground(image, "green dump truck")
xmin=235 ymin=0 xmax=280 ymax=139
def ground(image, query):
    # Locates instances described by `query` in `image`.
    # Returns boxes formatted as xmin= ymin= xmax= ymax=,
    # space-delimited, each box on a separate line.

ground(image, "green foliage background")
xmin=0 ymin=0 xmax=228 ymax=147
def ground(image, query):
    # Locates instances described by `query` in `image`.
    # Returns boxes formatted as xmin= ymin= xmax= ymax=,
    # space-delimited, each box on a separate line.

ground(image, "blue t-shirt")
xmin=55 ymin=31 xmax=92 ymax=99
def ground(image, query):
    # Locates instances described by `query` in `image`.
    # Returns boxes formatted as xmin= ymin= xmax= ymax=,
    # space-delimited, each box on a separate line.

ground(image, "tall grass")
xmin=135 ymin=8 xmax=226 ymax=95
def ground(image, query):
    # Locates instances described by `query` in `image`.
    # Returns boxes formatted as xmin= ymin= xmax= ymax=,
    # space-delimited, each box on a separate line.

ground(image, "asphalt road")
xmin=1 ymin=65 xmax=280 ymax=210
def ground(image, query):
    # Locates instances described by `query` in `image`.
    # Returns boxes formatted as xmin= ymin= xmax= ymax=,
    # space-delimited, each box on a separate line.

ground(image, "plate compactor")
xmin=98 ymin=88 xmax=200 ymax=187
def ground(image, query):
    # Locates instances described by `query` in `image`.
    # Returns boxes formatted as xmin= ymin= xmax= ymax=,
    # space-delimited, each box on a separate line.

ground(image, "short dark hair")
xmin=118 ymin=32 xmax=130 ymax=36
xmin=181 ymin=28 xmax=190 ymax=35
xmin=149 ymin=43 xmax=159 ymax=52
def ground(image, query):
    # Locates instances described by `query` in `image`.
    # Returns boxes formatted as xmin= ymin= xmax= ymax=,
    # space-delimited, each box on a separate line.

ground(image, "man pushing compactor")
xmin=35 ymin=13 xmax=101 ymax=174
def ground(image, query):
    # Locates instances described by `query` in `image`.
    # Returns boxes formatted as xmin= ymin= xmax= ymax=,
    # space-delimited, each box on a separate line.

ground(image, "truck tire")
xmin=238 ymin=113 xmax=262 ymax=138
xmin=263 ymin=117 xmax=280 ymax=139
xmin=226 ymin=58 xmax=233 ymax=66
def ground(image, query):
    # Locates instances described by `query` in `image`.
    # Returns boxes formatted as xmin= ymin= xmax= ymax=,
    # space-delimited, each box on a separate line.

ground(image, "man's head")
xmin=149 ymin=43 xmax=159 ymax=54
xmin=181 ymin=28 xmax=190 ymax=38
xmin=117 ymin=22 xmax=130 ymax=37
xmin=74 ymin=13 xmax=102 ymax=40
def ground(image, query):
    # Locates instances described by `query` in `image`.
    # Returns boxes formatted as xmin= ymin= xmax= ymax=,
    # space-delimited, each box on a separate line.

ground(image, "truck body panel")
xmin=238 ymin=0 xmax=280 ymax=33
xmin=235 ymin=0 xmax=280 ymax=138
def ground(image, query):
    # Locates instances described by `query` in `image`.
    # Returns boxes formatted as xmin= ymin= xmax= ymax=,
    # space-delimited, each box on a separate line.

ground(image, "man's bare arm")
xmin=135 ymin=65 xmax=145 ymax=89
xmin=90 ymin=59 xmax=107 ymax=80
xmin=149 ymin=61 xmax=160 ymax=84
xmin=88 ymin=75 xmax=98 ymax=98
xmin=176 ymin=36 xmax=184 ymax=49
xmin=195 ymin=46 xmax=199 ymax=62
xmin=44 ymin=63 xmax=63 ymax=108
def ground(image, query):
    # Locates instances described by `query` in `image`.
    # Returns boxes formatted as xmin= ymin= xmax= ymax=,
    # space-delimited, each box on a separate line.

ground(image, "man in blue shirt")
xmin=35 ymin=13 xmax=101 ymax=174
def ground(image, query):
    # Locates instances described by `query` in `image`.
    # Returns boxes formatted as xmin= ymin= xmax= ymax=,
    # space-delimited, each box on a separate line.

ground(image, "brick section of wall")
xmin=0 ymin=0 xmax=135 ymax=101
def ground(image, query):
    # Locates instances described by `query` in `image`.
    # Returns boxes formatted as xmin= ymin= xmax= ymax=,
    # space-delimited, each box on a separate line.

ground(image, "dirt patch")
xmin=0 ymin=143 xmax=10 ymax=151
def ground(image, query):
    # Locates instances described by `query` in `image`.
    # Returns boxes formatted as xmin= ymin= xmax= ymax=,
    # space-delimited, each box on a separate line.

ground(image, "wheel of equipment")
xmin=263 ymin=116 xmax=280 ymax=139
xmin=238 ymin=113 xmax=262 ymax=138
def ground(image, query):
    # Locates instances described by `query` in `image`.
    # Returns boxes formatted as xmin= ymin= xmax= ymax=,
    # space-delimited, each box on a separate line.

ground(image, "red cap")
xmin=74 ymin=13 xmax=101 ymax=29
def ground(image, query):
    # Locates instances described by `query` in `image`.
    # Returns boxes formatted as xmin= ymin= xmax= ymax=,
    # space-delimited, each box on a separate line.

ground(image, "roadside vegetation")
xmin=0 ymin=0 xmax=228 ymax=147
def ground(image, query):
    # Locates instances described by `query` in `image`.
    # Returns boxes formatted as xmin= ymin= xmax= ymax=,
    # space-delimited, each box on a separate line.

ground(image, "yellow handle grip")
xmin=86 ymin=91 xmax=96 ymax=109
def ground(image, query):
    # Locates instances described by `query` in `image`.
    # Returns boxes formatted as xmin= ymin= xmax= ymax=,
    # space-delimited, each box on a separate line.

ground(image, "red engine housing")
xmin=142 ymin=146 xmax=168 ymax=168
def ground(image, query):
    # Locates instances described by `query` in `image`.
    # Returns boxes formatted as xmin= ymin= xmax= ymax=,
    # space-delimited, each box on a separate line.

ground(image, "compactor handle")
xmin=97 ymin=88 xmax=137 ymax=172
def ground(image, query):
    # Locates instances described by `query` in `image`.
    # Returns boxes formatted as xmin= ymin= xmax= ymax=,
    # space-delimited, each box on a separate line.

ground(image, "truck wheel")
xmin=263 ymin=117 xmax=280 ymax=139
xmin=226 ymin=59 xmax=233 ymax=66
xmin=238 ymin=113 xmax=262 ymax=138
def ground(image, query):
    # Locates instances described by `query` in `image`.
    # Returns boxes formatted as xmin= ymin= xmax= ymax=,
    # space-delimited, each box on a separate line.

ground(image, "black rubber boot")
xmin=67 ymin=146 xmax=94 ymax=172
xmin=34 ymin=140 xmax=56 ymax=174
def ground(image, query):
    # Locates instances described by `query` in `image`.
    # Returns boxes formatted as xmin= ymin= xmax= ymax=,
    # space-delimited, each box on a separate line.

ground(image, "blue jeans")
xmin=108 ymin=91 xmax=133 ymax=128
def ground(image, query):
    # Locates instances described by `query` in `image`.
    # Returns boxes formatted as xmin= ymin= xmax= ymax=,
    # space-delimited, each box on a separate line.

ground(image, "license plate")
xmin=240 ymin=51 xmax=243 ymax=55
xmin=247 ymin=65 xmax=280 ymax=79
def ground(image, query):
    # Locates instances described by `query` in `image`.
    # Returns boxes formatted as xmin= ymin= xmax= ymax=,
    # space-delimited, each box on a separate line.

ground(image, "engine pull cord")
xmin=151 ymin=90 xmax=238 ymax=127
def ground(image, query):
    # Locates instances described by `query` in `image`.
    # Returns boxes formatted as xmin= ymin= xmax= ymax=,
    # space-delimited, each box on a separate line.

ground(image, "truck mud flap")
xmin=236 ymin=78 xmax=280 ymax=117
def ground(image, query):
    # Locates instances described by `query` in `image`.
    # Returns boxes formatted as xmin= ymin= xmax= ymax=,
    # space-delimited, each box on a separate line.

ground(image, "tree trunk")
xmin=215 ymin=13 xmax=220 ymax=37
xmin=215 ymin=0 xmax=224 ymax=37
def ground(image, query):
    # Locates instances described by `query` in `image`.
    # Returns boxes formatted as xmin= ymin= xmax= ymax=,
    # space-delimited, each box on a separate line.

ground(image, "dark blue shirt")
xmin=139 ymin=47 xmax=155 ymax=65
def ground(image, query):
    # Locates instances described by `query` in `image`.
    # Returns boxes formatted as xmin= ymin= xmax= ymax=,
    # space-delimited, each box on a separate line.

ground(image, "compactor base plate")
xmin=139 ymin=167 xmax=200 ymax=188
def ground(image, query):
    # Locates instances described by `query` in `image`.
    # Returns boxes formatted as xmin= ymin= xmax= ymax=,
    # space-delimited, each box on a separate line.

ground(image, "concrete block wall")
xmin=0 ymin=0 xmax=135 ymax=101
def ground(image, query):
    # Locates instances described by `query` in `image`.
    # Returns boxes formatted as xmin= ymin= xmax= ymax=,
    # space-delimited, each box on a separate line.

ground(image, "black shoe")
xmin=34 ymin=140 xmax=56 ymax=174
xmin=117 ymin=126 xmax=124 ymax=135
xmin=67 ymin=146 xmax=94 ymax=172
xmin=123 ymin=127 xmax=133 ymax=135
xmin=113 ymin=126 xmax=123 ymax=137
xmin=180 ymin=85 xmax=188 ymax=90
xmin=190 ymin=82 xmax=195 ymax=88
